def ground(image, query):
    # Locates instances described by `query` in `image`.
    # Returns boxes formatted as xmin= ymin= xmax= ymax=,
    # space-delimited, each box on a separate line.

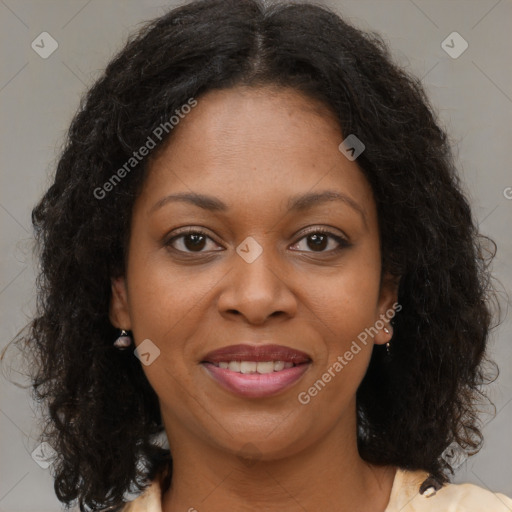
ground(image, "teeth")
xmin=256 ymin=361 xmax=275 ymax=374
xmin=213 ymin=360 xmax=298 ymax=374
xmin=274 ymin=361 xmax=285 ymax=371
xmin=228 ymin=361 xmax=241 ymax=372
xmin=240 ymin=361 xmax=257 ymax=374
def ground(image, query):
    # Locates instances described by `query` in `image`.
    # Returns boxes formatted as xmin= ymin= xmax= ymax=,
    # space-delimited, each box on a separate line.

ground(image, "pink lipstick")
xmin=201 ymin=344 xmax=312 ymax=398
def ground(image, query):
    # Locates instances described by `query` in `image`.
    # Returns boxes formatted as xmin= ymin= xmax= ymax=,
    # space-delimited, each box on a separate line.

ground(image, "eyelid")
xmin=298 ymin=225 xmax=350 ymax=243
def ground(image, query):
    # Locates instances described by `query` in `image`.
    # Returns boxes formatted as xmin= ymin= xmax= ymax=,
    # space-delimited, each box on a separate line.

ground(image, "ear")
xmin=109 ymin=276 xmax=132 ymax=330
xmin=373 ymin=271 xmax=401 ymax=346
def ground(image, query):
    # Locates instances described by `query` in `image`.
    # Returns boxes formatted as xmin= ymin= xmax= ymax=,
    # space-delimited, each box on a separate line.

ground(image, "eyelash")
xmin=164 ymin=227 xmax=350 ymax=255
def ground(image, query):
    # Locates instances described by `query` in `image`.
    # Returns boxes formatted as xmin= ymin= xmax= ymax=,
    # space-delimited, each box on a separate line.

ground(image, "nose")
xmin=217 ymin=242 xmax=297 ymax=325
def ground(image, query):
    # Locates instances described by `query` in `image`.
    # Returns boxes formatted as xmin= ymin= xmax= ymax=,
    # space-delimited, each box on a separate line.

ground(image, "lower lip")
xmin=201 ymin=362 xmax=311 ymax=398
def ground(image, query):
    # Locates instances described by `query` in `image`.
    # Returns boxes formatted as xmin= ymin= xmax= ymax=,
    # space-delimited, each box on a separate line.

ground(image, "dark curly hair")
xmin=2 ymin=0 xmax=502 ymax=510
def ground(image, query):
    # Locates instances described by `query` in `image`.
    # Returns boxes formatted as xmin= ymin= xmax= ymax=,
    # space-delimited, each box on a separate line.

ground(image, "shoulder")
xmin=386 ymin=468 xmax=512 ymax=512
xmin=120 ymin=466 xmax=512 ymax=512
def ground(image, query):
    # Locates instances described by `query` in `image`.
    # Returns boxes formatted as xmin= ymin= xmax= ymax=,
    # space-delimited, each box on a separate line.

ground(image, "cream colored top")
xmin=121 ymin=466 xmax=512 ymax=511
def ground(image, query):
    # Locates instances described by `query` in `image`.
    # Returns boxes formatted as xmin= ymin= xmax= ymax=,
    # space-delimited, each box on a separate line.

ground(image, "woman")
xmin=5 ymin=0 xmax=512 ymax=510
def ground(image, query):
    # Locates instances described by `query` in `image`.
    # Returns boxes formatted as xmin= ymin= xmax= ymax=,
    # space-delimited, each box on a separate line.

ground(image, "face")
xmin=110 ymin=85 xmax=398 ymax=462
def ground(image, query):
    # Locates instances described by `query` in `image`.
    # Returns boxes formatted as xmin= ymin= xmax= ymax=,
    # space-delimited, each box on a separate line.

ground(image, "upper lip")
xmin=202 ymin=344 xmax=312 ymax=364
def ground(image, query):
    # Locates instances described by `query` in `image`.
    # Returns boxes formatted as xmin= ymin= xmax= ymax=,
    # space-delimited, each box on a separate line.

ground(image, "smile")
xmin=201 ymin=360 xmax=311 ymax=398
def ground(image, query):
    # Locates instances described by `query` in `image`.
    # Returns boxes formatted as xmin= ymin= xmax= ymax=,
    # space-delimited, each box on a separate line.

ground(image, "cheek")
xmin=304 ymin=254 xmax=382 ymax=335
xmin=296 ymin=248 xmax=381 ymax=394
xmin=298 ymin=272 xmax=377 ymax=412
xmin=124 ymin=253 xmax=208 ymax=410
xmin=126 ymin=247 xmax=211 ymax=342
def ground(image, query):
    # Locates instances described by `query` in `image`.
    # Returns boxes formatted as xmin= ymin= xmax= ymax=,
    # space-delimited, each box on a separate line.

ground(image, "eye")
xmin=164 ymin=228 xmax=222 ymax=253
xmin=290 ymin=228 xmax=350 ymax=253
xmin=164 ymin=227 xmax=350 ymax=255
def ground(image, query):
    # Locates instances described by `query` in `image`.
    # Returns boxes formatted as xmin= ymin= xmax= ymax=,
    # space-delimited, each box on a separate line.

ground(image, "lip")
xmin=200 ymin=344 xmax=312 ymax=398
xmin=202 ymin=344 xmax=311 ymax=364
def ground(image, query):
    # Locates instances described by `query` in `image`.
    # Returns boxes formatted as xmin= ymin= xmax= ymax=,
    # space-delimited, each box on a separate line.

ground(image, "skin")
xmin=110 ymin=85 xmax=400 ymax=512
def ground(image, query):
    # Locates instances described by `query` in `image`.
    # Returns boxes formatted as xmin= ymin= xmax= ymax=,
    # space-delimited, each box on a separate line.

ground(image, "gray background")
xmin=1 ymin=0 xmax=511 ymax=511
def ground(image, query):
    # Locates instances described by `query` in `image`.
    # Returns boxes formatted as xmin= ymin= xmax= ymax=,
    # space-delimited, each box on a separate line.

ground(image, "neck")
xmin=160 ymin=404 xmax=396 ymax=512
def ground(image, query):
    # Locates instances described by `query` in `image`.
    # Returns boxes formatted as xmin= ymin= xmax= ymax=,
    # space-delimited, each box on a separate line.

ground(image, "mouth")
xmin=200 ymin=344 xmax=312 ymax=398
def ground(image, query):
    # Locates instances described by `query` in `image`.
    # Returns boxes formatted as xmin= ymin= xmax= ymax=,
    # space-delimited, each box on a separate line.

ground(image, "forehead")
xmin=139 ymin=86 xmax=375 ymax=221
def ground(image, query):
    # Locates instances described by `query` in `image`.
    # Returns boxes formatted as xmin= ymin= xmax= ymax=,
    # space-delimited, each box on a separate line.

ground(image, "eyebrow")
xmin=149 ymin=190 xmax=367 ymax=225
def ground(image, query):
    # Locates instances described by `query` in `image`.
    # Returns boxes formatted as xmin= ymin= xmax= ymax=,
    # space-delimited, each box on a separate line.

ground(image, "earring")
xmin=114 ymin=329 xmax=132 ymax=349
xmin=383 ymin=326 xmax=392 ymax=357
